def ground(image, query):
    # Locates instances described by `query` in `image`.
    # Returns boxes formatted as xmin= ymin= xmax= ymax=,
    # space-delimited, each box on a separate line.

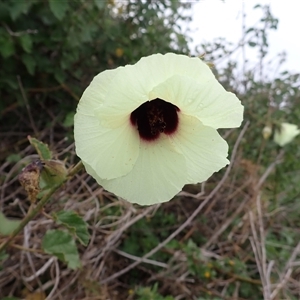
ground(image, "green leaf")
xmin=63 ymin=112 xmax=75 ymax=127
xmin=0 ymin=2 xmax=10 ymax=22
xmin=49 ymin=0 xmax=69 ymax=20
xmin=19 ymin=34 xmax=32 ymax=53
xmin=22 ymin=53 xmax=36 ymax=75
xmin=246 ymin=27 xmax=254 ymax=34
xmin=42 ymin=229 xmax=81 ymax=269
xmin=6 ymin=153 xmax=22 ymax=163
xmin=53 ymin=210 xmax=90 ymax=246
xmin=9 ymin=0 xmax=31 ymax=20
xmin=0 ymin=212 xmax=21 ymax=236
xmin=28 ymin=136 xmax=52 ymax=160
xmin=0 ymin=35 xmax=15 ymax=58
xmin=54 ymin=69 xmax=66 ymax=83
xmin=0 ymin=297 xmax=21 ymax=300
xmin=94 ymin=0 xmax=106 ymax=10
xmin=248 ymin=41 xmax=257 ymax=47
xmin=1 ymin=77 xmax=18 ymax=90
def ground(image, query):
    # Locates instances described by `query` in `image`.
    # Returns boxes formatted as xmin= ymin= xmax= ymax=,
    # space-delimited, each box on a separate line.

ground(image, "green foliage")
xmin=184 ymin=239 xmax=216 ymax=280
xmin=28 ymin=137 xmax=52 ymax=160
xmin=0 ymin=212 xmax=21 ymax=236
xmin=5 ymin=154 xmax=22 ymax=163
xmin=0 ymin=31 xmax=15 ymax=58
xmin=42 ymin=229 xmax=81 ymax=269
xmin=63 ymin=112 xmax=75 ymax=128
xmin=48 ymin=0 xmax=69 ymax=20
xmin=0 ymin=0 xmax=191 ymax=123
xmin=135 ymin=283 xmax=175 ymax=300
xmin=122 ymin=217 xmax=161 ymax=257
xmin=39 ymin=159 xmax=67 ymax=189
xmin=121 ymin=209 xmax=177 ymax=261
xmin=197 ymin=298 xmax=222 ymax=300
xmin=41 ymin=209 xmax=89 ymax=270
xmin=266 ymin=229 xmax=298 ymax=267
xmin=182 ymin=239 xmax=261 ymax=298
xmin=53 ymin=210 xmax=90 ymax=246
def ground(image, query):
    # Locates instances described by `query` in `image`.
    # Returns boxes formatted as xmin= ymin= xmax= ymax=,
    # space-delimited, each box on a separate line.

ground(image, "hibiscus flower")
xmin=74 ymin=53 xmax=243 ymax=205
xmin=274 ymin=122 xmax=300 ymax=147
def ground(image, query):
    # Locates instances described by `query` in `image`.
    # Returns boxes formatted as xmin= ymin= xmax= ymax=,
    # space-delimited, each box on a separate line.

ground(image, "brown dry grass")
xmin=1 ymin=103 xmax=300 ymax=300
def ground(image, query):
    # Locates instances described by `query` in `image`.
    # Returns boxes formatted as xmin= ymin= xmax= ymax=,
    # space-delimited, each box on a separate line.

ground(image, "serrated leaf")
xmin=53 ymin=210 xmax=90 ymax=246
xmin=22 ymin=54 xmax=36 ymax=75
xmin=28 ymin=136 xmax=52 ymax=160
xmin=19 ymin=34 xmax=32 ymax=53
xmin=49 ymin=0 xmax=69 ymax=20
xmin=42 ymin=230 xmax=81 ymax=269
xmin=0 ymin=212 xmax=21 ymax=236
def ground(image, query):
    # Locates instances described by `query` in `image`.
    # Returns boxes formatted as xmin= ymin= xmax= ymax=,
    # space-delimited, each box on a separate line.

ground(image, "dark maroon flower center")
xmin=130 ymin=98 xmax=179 ymax=141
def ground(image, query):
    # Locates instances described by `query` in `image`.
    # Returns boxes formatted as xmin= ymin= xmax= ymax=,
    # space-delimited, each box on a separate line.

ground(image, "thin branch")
xmin=257 ymin=150 xmax=284 ymax=189
xmin=257 ymin=194 xmax=270 ymax=299
xmin=270 ymin=242 xmax=300 ymax=300
xmin=3 ymin=23 xmax=38 ymax=36
xmin=204 ymin=196 xmax=249 ymax=249
xmin=100 ymin=121 xmax=250 ymax=284
xmin=113 ymin=249 xmax=168 ymax=268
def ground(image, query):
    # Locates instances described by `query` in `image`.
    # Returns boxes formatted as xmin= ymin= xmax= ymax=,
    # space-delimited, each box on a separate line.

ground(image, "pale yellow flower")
xmin=262 ymin=125 xmax=272 ymax=140
xmin=74 ymin=53 xmax=243 ymax=205
xmin=274 ymin=122 xmax=300 ymax=147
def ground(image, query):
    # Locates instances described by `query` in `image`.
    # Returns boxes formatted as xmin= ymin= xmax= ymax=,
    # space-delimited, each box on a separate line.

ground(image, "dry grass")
xmin=1 ymin=105 xmax=300 ymax=300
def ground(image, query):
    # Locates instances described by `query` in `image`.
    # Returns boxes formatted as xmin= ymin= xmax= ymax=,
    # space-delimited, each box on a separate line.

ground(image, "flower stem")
xmin=0 ymin=160 xmax=84 ymax=253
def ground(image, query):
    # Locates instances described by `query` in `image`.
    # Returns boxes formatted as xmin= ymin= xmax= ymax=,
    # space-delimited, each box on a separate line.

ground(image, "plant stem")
xmin=0 ymin=161 xmax=84 ymax=253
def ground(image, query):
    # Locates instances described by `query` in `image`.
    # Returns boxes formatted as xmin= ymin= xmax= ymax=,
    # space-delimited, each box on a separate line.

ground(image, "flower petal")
xmin=97 ymin=53 xmax=216 ymax=123
xmin=134 ymin=53 xmax=215 ymax=89
xmin=274 ymin=122 xmax=300 ymax=146
xmin=169 ymin=113 xmax=229 ymax=184
xmin=75 ymin=114 xmax=140 ymax=180
xmin=88 ymin=135 xmax=187 ymax=205
xmin=74 ymin=67 xmax=140 ymax=180
xmin=150 ymin=74 xmax=243 ymax=129
xmin=74 ymin=53 xmax=244 ymax=206
xmin=192 ymin=80 xmax=244 ymax=129
xmin=76 ymin=68 xmax=123 ymax=115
